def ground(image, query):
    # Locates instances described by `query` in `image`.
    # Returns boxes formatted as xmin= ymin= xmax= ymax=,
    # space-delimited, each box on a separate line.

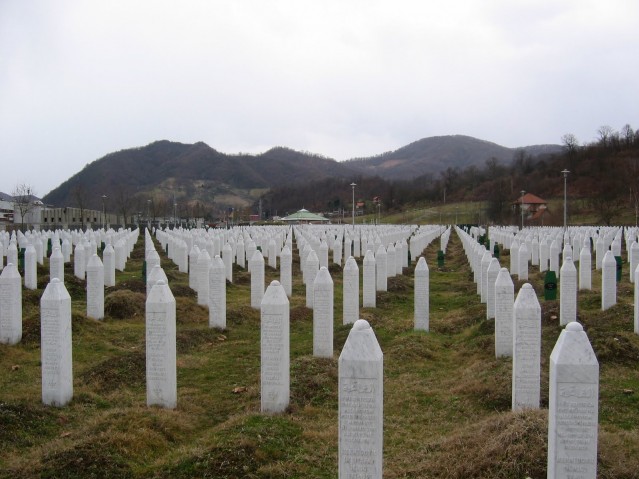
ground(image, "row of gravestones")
xmin=487 ymin=224 xmax=639 ymax=331
xmin=458 ymin=225 xmax=600 ymax=479
xmin=0 ymin=228 xmax=139 ymax=345
xmin=3 ymin=222 xmax=597 ymax=477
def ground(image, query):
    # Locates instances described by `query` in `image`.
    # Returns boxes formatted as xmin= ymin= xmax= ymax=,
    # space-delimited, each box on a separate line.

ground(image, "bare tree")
xmin=113 ymin=186 xmax=133 ymax=227
xmin=621 ymin=124 xmax=635 ymax=147
xmin=561 ymin=133 xmax=579 ymax=153
xmin=11 ymin=183 xmax=37 ymax=232
xmin=72 ymin=184 xmax=89 ymax=229
xmin=597 ymin=125 xmax=615 ymax=148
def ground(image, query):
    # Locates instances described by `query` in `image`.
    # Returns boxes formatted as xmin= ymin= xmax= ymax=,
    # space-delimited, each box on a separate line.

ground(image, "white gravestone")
xmin=635 ymin=264 xmax=639 ymax=334
xmin=196 ymin=250 xmax=212 ymax=307
xmin=363 ymin=249 xmax=376 ymax=308
xmin=486 ymin=258 xmax=500 ymax=320
xmin=512 ymin=283 xmax=541 ymax=411
xmin=414 ymin=257 xmax=429 ymax=331
xmin=560 ymin=256 xmax=577 ymax=326
xmin=50 ymin=246 xmax=64 ymax=284
xmin=103 ymin=243 xmax=116 ymax=287
xmin=24 ymin=243 xmax=37 ymax=290
xmin=261 ymin=280 xmax=290 ymax=413
xmin=510 ymin=240 xmax=520 ymax=276
xmin=343 ymin=256 xmax=360 ymax=325
xmin=222 ymin=242 xmax=233 ymax=283
xmin=86 ymin=254 xmax=105 ymax=320
xmin=375 ymin=245 xmax=387 ymax=292
xmin=547 ymin=322 xmax=599 ymax=479
xmin=630 ymin=241 xmax=639 ymax=283
xmin=0 ymin=263 xmax=22 ymax=345
xmin=550 ymin=240 xmax=560 ymax=276
xmin=313 ymin=267 xmax=334 ymax=358
xmin=209 ymin=255 xmax=226 ymax=329
xmin=579 ymin=245 xmax=592 ymax=290
xmin=7 ymin=242 xmax=18 ymax=268
xmin=386 ymin=244 xmax=396 ymax=278
xmin=188 ymin=245 xmax=200 ymax=289
xmin=250 ymin=250 xmax=265 ymax=309
xmin=146 ymin=280 xmax=177 ymax=409
xmin=74 ymin=243 xmax=85 ymax=279
xmin=41 ymin=278 xmax=73 ymax=407
xmin=601 ymin=250 xmax=616 ymax=310
xmin=147 ymin=265 xmax=169 ymax=296
xmin=518 ymin=242 xmax=529 ymax=281
xmin=267 ymin=239 xmax=277 ymax=269
xmin=306 ymin=250 xmax=319 ymax=309
xmin=280 ymin=245 xmax=292 ymax=298
xmin=495 ymin=267 xmax=514 ymax=358
xmin=339 ymin=319 xmax=383 ymax=479
xmin=480 ymin=251 xmax=492 ymax=303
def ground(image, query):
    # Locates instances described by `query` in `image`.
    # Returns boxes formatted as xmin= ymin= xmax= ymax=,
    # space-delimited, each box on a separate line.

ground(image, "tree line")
xmin=257 ymin=124 xmax=639 ymax=225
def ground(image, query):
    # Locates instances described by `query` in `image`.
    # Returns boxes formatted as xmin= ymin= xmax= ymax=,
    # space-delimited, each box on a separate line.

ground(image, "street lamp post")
xmin=561 ymin=169 xmax=570 ymax=230
xmin=174 ymin=202 xmax=177 ymax=229
xmin=350 ymin=182 xmax=356 ymax=228
xmin=101 ymin=195 xmax=107 ymax=230
xmin=520 ymin=190 xmax=525 ymax=230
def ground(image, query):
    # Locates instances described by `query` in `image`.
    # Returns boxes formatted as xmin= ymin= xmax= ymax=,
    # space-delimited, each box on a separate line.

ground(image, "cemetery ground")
xmin=2 ymin=232 xmax=639 ymax=478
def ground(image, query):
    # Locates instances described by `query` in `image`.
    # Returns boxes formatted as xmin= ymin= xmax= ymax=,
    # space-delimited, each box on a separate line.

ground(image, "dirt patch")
xmin=79 ymin=351 xmax=145 ymax=393
xmin=176 ymin=328 xmax=225 ymax=354
xmin=175 ymin=297 xmax=208 ymax=324
xmin=170 ymin=284 xmax=196 ymax=298
xmin=39 ymin=441 xmax=134 ymax=479
xmin=162 ymin=443 xmax=261 ymax=478
xmin=0 ymin=401 xmax=58 ymax=448
xmin=290 ymin=305 xmax=311 ymax=323
xmin=107 ymin=279 xmax=146 ymax=294
xmin=387 ymin=275 xmax=413 ymax=292
xmin=409 ymin=409 xmax=548 ymax=478
xmin=104 ymin=290 xmax=145 ymax=320
xmin=290 ymin=356 xmax=338 ymax=410
xmin=227 ymin=305 xmax=260 ymax=326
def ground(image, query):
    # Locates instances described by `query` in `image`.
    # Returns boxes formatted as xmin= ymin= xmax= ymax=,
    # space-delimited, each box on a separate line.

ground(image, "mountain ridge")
xmin=42 ymin=135 xmax=562 ymax=214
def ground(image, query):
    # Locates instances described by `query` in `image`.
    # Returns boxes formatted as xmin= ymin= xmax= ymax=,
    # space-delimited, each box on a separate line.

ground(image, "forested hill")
xmin=42 ymin=135 xmax=561 ymax=218
xmin=344 ymin=135 xmax=562 ymax=180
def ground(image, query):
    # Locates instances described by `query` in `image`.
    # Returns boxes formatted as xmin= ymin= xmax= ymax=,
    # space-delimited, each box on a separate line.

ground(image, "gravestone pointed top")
xmin=353 ymin=318 xmax=370 ymax=331
xmin=566 ymin=321 xmax=583 ymax=332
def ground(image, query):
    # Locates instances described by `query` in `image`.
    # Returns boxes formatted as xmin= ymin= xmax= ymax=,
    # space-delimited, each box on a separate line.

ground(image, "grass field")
xmin=1 ymin=228 xmax=639 ymax=478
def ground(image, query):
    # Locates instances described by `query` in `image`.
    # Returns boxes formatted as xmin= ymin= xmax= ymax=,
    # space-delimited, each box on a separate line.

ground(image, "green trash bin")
xmin=437 ymin=250 xmax=445 ymax=268
xmin=615 ymin=256 xmax=622 ymax=282
xmin=544 ymin=271 xmax=557 ymax=300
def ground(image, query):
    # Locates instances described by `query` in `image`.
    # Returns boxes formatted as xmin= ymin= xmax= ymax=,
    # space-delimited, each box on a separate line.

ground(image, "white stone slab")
xmin=261 ymin=280 xmax=290 ymax=413
xmin=547 ymin=322 xmax=599 ymax=479
xmin=343 ymin=256 xmax=359 ymax=325
xmin=414 ymin=257 xmax=429 ymax=331
xmin=495 ymin=267 xmax=514 ymax=358
xmin=0 ymin=263 xmax=22 ymax=345
xmin=250 ymin=250 xmax=265 ymax=309
xmin=86 ymin=254 xmax=105 ymax=320
xmin=339 ymin=319 xmax=383 ymax=479
xmin=313 ymin=267 xmax=334 ymax=358
xmin=560 ymin=257 xmax=577 ymax=326
xmin=486 ymin=258 xmax=500 ymax=320
xmin=280 ymin=245 xmax=292 ymax=297
xmin=41 ymin=278 xmax=73 ymax=407
xmin=363 ymin=249 xmax=376 ymax=308
xmin=512 ymin=283 xmax=541 ymax=411
xmin=146 ymin=279 xmax=177 ymax=409
xmin=601 ymin=250 xmax=616 ymax=310
xmin=209 ymin=255 xmax=226 ymax=329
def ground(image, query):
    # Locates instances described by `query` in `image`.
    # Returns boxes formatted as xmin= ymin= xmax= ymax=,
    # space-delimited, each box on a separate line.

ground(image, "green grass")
xmin=1 ymin=230 xmax=639 ymax=477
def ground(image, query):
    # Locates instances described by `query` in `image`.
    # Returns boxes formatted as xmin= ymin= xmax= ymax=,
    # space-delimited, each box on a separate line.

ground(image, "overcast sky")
xmin=1 ymin=0 xmax=638 ymax=197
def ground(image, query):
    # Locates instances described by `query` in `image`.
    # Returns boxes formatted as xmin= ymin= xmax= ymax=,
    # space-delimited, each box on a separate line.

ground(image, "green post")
xmin=544 ymin=271 xmax=557 ymax=300
xmin=437 ymin=250 xmax=445 ymax=268
xmin=494 ymin=244 xmax=500 ymax=259
xmin=18 ymin=248 xmax=25 ymax=274
xmin=47 ymin=238 xmax=52 ymax=257
xmin=142 ymin=260 xmax=147 ymax=282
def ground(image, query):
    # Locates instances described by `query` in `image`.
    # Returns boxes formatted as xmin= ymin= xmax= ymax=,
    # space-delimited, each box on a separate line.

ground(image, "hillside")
xmin=42 ymin=136 xmax=561 ymax=218
xmin=344 ymin=135 xmax=562 ymax=180
xmin=42 ymin=141 xmax=359 ymax=214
